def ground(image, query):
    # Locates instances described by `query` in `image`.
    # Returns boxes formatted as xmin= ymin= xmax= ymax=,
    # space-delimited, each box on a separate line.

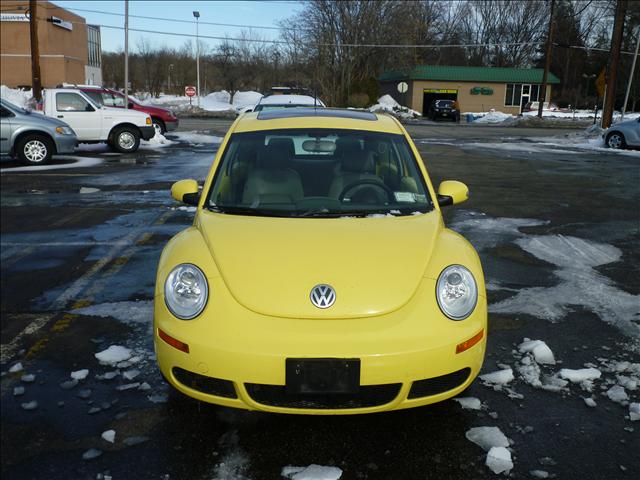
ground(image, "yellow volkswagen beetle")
xmin=154 ymin=108 xmax=486 ymax=414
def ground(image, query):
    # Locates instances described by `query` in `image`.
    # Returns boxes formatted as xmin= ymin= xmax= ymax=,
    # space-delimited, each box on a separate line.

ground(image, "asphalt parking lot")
xmin=1 ymin=119 xmax=638 ymax=480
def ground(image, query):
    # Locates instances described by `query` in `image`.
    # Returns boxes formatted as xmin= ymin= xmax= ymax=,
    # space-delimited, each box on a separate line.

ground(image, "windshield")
xmin=434 ymin=100 xmax=453 ymax=108
xmin=206 ymin=128 xmax=433 ymax=217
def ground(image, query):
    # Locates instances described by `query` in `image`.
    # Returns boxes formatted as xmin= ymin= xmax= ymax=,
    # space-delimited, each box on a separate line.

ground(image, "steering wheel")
xmin=338 ymin=179 xmax=394 ymax=203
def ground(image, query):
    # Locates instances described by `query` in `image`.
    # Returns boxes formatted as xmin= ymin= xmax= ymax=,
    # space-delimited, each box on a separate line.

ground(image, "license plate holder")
xmin=286 ymin=358 xmax=360 ymax=394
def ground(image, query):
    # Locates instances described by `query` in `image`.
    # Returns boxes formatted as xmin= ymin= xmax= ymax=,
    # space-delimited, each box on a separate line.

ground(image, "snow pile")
xmin=282 ymin=465 xmax=343 ymax=480
xmin=1 ymin=85 xmax=32 ymax=108
xmin=485 ymin=447 xmax=513 ymax=474
xmin=454 ymin=397 xmax=483 ymax=410
xmin=201 ymin=91 xmax=235 ymax=113
xmin=9 ymin=362 xmax=23 ymax=373
xmin=465 ymin=426 xmax=510 ymax=451
xmin=232 ymin=90 xmax=263 ymax=108
xmin=369 ymin=95 xmax=420 ymax=120
xmin=471 ymin=110 xmax=514 ymax=124
xmin=629 ymin=403 xmax=640 ymax=421
xmin=95 ymin=345 xmax=132 ymax=365
xmin=141 ymin=129 xmax=174 ymax=148
xmin=480 ymin=368 xmax=514 ymax=385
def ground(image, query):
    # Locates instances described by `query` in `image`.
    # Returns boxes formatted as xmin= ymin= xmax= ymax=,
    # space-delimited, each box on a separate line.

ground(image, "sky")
xmin=53 ymin=0 xmax=304 ymax=52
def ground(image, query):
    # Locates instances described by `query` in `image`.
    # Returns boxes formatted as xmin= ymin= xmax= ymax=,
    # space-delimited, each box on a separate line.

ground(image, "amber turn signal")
xmin=158 ymin=328 xmax=190 ymax=353
xmin=456 ymin=329 xmax=484 ymax=354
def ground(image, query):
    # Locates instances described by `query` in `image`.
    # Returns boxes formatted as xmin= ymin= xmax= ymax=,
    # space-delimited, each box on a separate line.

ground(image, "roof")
xmin=379 ymin=66 xmax=561 ymax=84
xmin=234 ymin=108 xmax=403 ymax=134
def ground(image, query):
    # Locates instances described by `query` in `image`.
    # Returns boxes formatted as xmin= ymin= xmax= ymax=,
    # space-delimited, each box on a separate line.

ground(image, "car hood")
xmin=138 ymin=103 xmax=173 ymax=116
xmin=102 ymin=106 xmax=149 ymax=120
xmin=196 ymin=210 xmax=441 ymax=319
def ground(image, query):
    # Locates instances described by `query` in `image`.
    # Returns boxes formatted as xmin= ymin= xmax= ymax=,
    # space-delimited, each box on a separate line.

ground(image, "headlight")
xmin=436 ymin=265 xmax=477 ymax=320
xmin=164 ymin=264 xmax=208 ymax=319
xmin=55 ymin=126 xmax=74 ymax=135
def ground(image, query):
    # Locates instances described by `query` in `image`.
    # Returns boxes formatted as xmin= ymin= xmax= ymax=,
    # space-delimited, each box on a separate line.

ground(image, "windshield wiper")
xmin=207 ymin=205 xmax=292 ymax=217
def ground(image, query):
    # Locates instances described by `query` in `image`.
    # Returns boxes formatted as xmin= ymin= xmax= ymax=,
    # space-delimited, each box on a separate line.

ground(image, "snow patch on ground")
xmin=369 ymin=95 xmax=420 ymax=119
xmin=454 ymin=397 xmax=483 ymax=410
xmin=73 ymin=300 xmax=153 ymax=328
xmin=450 ymin=213 xmax=546 ymax=252
xmin=465 ymin=426 xmax=510 ymax=451
xmin=210 ymin=430 xmax=250 ymax=480
xmin=282 ymin=465 xmax=343 ymax=480
xmin=485 ymin=447 xmax=514 ymax=474
xmin=480 ymin=368 xmax=514 ymax=385
xmin=471 ymin=111 xmax=513 ymax=124
xmin=70 ymin=369 xmax=89 ymax=380
xmin=559 ymin=368 xmax=602 ymax=383
xmin=141 ymin=130 xmax=174 ymax=148
xmin=0 ymin=156 xmax=103 ymax=173
xmin=491 ymin=235 xmax=640 ymax=337
xmin=95 ymin=345 xmax=132 ymax=366
xmin=170 ymin=131 xmax=224 ymax=145
xmin=518 ymin=339 xmax=555 ymax=365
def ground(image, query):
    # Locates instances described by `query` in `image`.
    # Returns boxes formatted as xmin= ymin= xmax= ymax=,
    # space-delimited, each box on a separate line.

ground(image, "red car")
xmin=75 ymin=86 xmax=179 ymax=134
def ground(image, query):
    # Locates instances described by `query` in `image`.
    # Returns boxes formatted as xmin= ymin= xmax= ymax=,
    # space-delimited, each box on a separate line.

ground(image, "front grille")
xmin=172 ymin=367 xmax=237 ymax=398
xmin=408 ymin=368 xmax=471 ymax=399
xmin=245 ymin=383 xmax=401 ymax=409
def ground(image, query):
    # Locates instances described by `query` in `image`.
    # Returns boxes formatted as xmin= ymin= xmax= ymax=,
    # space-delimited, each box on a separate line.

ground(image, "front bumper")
xmin=53 ymin=134 xmax=78 ymax=154
xmin=165 ymin=119 xmax=179 ymax=132
xmin=140 ymin=125 xmax=156 ymax=140
xmin=154 ymin=277 xmax=487 ymax=415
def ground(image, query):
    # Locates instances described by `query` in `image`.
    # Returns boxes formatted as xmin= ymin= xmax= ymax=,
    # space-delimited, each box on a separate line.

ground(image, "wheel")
xmin=16 ymin=133 xmax=54 ymax=165
xmin=606 ymin=131 xmax=626 ymax=149
xmin=152 ymin=118 xmax=166 ymax=134
xmin=110 ymin=126 xmax=140 ymax=153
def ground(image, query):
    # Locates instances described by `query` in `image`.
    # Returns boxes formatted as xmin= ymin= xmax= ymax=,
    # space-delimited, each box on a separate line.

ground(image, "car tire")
xmin=110 ymin=126 xmax=140 ymax=153
xmin=16 ymin=133 xmax=54 ymax=165
xmin=152 ymin=118 xmax=166 ymax=134
xmin=606 ymin=131 xmax=626 ymax=149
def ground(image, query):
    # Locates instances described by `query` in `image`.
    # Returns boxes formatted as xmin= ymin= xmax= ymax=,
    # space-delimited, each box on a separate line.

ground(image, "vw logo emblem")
xmin=310 ymin=284 xmax=336 ymax=309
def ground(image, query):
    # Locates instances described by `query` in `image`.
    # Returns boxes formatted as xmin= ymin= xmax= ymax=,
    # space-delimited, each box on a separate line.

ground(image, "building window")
xmin=505 ymin=83 xmax=541 ymax=106
xmin=87 ymin=26 xmax=101 ymax=68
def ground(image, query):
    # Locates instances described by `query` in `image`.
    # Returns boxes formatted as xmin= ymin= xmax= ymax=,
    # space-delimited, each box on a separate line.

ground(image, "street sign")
xmin=185 ymin=86 xmax=197 ymax=97
xmin=397 ymin=82 xmax=408 ymax=94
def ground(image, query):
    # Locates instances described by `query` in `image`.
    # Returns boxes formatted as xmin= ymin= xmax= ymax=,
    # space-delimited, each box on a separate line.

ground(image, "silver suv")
xmin=0 ymin=98 xmax=77 ymax=165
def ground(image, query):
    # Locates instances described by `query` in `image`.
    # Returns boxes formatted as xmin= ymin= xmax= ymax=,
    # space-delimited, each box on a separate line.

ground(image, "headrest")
xmin=267 ymin=137 xmax=295 ymax=157
xmin=335 ymin=137 xmax=374 ymax=173
xmin=256 ymin=143 xmax=290 ymax=169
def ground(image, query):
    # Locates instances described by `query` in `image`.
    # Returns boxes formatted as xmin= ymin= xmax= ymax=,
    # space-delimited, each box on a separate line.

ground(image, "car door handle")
xmin=57 ymin=115 xmax=64 ymax=118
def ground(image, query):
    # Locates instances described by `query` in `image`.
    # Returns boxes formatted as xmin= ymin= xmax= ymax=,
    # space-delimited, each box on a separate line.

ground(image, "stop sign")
xmin=185 ymin=86 xmax=197 ymax=97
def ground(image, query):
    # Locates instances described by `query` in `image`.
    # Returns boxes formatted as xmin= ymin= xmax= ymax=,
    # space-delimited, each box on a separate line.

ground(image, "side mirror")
xmin=437 ymin=180 xmax=468 ymax=207
xmin=171 ymin=179 xmax=199 ymax=205
xmin=128 ymin=102 xmax=134 ymax=109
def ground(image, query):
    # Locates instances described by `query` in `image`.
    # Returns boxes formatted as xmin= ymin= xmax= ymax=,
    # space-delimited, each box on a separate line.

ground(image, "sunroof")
xmin=257 ymin=108 xmax=378 ymax=121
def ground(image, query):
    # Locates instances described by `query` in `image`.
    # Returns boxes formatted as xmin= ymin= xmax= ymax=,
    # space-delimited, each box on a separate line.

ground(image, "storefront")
xmin=379 ymin=66 xmax=560 ymax=115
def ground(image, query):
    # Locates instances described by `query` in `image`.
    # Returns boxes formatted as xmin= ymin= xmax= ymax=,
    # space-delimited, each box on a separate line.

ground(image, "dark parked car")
xmin=429 ymin=100 xmax=460 ymax=122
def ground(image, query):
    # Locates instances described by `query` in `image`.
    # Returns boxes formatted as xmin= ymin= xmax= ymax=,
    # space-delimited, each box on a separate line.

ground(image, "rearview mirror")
xmin=437 ymin=180 xmax=468 ymax=207
xmin=171 ymin=179 xmax=199 ymax=205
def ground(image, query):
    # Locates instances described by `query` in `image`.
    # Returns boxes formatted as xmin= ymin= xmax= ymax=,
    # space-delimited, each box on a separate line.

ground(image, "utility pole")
xmin=538 ymin=0 xmax=556 ymax=118
xmin=124 ymin=0 xmax=129 ymax=107
xmin=602 ymin=0 xmax=628 ymax=128
xmin=621 ymin=25 xmax=639 ymax=121
xmin=29 ymin=0 xmax=42 ymax=101
xmin=193 ymin=11 xmax=200 ymax=107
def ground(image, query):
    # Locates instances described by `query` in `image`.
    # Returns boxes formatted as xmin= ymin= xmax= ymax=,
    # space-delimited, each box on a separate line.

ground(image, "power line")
xmin=62 ymin=6 xmax=294 ymax=32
